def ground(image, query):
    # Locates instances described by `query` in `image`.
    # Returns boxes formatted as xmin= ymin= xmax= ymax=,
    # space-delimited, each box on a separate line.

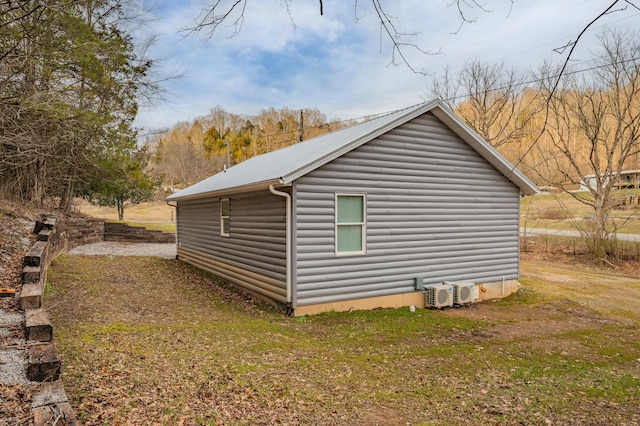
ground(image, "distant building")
xmin=580 ymin=170 xmax=640 ymax=191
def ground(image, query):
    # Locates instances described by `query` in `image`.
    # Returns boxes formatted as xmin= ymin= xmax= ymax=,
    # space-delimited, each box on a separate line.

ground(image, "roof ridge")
xmin=307 ymin=101 xmax=432 ymax=141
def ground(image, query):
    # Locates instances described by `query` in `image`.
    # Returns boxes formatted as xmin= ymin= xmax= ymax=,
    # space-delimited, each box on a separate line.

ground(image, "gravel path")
xmin=68 ymin=242 xmax=176 ymax=258
xmin=0 ymin=349 xmax=28 ymax=384
xmin=0 ymin=310 xmax=29 ymax=384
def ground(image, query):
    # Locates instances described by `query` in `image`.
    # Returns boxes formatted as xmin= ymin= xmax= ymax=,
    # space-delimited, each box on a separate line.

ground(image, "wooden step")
xmin=43 ymin=218 xmax=57 ymax=230
xmin=24 ymin=241 xmax=47 ymax=267
xmin=33 ymin=403 xmax=78 ymax=426
xmin=36 ymin=229 xmax=53 ymax=241
xmin=23 ymin=265 xmax=42 ymax=284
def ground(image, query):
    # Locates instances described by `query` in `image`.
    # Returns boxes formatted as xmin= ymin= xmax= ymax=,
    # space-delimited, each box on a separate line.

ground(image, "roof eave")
xmin=166 ymin=179 xmax=285 ymax=202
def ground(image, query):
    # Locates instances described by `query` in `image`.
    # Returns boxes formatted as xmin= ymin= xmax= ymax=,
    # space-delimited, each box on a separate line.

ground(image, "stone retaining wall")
xmin=104 ymin=221 xmax=175 ymax=243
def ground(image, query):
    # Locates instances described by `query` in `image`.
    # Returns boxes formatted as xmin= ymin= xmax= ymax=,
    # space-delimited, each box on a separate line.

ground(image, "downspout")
xmin=166 ymin=201 xmax=178 ymax=259
xmin=269 ymin=184 xmax=292 ymax=307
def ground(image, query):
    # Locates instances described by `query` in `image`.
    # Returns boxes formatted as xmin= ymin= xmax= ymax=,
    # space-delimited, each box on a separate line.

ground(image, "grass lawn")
xmin=522 ymin=190 xmax=640 ymax=235
xmin=73 ymin=198 xmax=176 ymax=232
xmin=45 ymin=255 xmax=640 ymax=425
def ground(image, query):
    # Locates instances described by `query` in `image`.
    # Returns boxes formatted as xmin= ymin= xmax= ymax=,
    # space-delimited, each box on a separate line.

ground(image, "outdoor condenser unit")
xmin=424 ymin=283 xmax=454 ymax=308
xmin=449 ymin=282 xmax=475 ymax=305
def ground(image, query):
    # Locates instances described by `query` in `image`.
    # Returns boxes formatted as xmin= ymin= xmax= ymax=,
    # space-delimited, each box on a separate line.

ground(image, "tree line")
xmin=146 ymin=106 xmax=357 ymax=191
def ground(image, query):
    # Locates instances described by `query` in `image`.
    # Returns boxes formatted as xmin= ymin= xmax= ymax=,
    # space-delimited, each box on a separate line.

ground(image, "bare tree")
xmin=536 ymin=29 xmax=640 ymax=258
xmin=186 ymin=0 xmax=448 ymax=74
xmin=153 ymin=122 xmax=217 ymax=189
xmin=186 ymin=1 xmax=638 ymax=78
xmin=429 ymin=58 xmax=540 ymax=150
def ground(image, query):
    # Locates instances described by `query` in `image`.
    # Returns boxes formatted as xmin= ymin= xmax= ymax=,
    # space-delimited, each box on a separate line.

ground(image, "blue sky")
xmin=134 ymin=0 xmax=640 ymax=133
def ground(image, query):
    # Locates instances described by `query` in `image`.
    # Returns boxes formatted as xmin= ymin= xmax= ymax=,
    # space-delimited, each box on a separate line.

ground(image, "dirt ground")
xmin=41 ymin=253 xmax=640 ymax=425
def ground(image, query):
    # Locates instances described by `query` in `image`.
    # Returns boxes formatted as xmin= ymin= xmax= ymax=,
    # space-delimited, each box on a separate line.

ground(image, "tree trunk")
xmin=58 ymin=166 xmax=77 ymax=212
xmin=31 ymin=157 xmax=46 ymax=207
xmin=117 ymin=198 xmax=125 ymax=220
xmin=592 ymin=193 xmax=608 ymax=258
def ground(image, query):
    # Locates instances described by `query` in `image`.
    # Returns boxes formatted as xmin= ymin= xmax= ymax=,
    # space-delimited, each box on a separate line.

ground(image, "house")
xmin=166 ymin=100 xmax=538 ymax=316
xmin=580 ymin=169 xmax=640 ymax=191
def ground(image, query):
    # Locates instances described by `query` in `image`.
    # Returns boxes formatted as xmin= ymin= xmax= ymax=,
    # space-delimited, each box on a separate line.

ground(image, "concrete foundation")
xmin=293 ymin=279 xmax=520 ymax=316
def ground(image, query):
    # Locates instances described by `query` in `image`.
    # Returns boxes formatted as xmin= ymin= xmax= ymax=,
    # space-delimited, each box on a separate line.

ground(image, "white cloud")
xmin=134 ymin=0 xmax=640 ymax=132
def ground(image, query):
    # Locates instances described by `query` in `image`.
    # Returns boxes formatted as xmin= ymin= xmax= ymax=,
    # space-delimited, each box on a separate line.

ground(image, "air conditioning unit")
xmin=450 ymin=282 xmax=475 ymax=305
xmin=424 ymin=284 xmax=453 ymax=308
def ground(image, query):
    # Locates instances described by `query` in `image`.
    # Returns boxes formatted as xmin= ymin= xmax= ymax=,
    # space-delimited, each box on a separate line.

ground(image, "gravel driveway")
xmin=68 ymin=242 xmax=176 ymax=258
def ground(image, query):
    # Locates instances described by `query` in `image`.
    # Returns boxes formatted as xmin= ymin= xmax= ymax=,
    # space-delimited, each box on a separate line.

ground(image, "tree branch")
xmin=370 ymin=0 xmax=439 ymax=75
xmin=510 ymin=0 xmax=630 ymax=172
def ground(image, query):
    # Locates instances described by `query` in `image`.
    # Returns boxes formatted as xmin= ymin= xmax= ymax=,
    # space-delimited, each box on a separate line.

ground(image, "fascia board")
xmin=166 ymin=179 xmax=284 ymax=202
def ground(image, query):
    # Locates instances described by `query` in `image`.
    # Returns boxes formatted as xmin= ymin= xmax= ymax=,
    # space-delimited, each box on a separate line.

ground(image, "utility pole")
xmin=225 ymin=137 xmax=230 ymax=170
xmin=299 ymin=109 xmax=304 ymax=142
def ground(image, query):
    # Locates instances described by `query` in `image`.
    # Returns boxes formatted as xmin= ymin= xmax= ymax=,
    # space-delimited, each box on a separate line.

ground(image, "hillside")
xmin=0 ymin=202 xmax=41 ymax=289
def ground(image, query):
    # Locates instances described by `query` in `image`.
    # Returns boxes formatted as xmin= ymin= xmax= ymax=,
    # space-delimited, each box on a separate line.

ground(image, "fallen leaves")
xmin=0 ymin=383 xmax=34 ymax=425
xmin=41 ymin=254 xmax=640 ymax=425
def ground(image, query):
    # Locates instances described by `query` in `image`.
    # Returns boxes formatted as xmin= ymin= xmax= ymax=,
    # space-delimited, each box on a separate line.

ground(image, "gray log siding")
xmin=293 ymin=113 xmax=521 ymax=307
xmin=176 ymin=190 xmax=288 ymax=303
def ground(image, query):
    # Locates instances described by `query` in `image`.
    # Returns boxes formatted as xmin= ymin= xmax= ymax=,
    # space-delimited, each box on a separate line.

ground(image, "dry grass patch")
xmin=73 ymin=198 xmax=175 ymax=225
xmin=521 ymin=190 xmax=640 ymax=235
xmin=521 ymin=261 xmax=640 ymax=323
xmin=46 ymin=255 xmax=640 ymax=425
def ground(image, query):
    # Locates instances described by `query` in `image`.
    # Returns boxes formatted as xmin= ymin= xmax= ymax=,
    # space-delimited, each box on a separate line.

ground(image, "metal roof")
xmin=167 ymin=100 xmax=538 ymax=201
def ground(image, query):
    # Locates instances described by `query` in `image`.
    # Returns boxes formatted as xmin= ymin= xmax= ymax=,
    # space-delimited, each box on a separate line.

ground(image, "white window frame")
xmin=335 ymin=193 xmax=366 ymax=256
xmin=220 ymin=198 xmax=230 ymax=237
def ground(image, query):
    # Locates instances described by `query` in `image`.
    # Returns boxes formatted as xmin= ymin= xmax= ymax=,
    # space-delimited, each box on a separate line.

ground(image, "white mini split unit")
xmin=424 ymin=283 xmax=454 ymax=308
xmin=448 ymin=282 xmax=476 ymax=305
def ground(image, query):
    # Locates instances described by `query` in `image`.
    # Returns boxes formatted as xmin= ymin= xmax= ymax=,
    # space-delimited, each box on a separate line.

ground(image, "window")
xmin=220 ymin=198 xmax=230 ymax=236
xmin=336 ymin=194 xmax=365 ymax=254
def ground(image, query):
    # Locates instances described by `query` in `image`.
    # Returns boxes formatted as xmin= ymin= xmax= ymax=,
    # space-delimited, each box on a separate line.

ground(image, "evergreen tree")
xmin=0 ymin=0 xmax=157 ymax=210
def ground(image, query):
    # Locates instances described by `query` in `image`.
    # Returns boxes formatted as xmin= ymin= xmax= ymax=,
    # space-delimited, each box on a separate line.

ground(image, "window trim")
xmin=220 ymin=198 xmax=230 ymax=237
xmin=335 ymin=193 xmax=366 ymax=256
